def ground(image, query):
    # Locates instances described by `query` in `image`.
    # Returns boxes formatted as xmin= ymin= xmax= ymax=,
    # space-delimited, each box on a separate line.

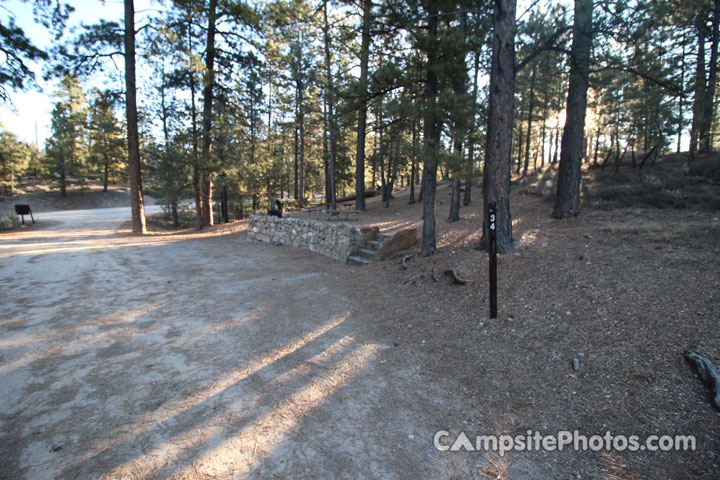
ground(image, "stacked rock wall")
xmin=247 ymin=215 xmax=379 ymax=264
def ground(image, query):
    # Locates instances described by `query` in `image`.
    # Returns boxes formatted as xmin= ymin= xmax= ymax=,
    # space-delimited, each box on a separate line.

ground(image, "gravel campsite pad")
xmin=1 ymin=168 xmax=720 ymax=478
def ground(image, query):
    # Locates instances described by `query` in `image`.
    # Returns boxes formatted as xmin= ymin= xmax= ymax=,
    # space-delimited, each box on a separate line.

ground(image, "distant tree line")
xmin=0 ymin=0 xmax=717 ymax=250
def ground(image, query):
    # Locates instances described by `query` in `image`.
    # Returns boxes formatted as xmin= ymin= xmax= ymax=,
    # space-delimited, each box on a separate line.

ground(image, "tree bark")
xmin=221 ymin=183 xmax=229 ymax=223
xmin=293 ymin=96 xmax=299 ymax=200
xmin=183 ymin=4 xmax=203 ymax=230
xmin=323 ymin=0 xmax=337 ymax=204
xmin=690 ymin=15 xmax=708 ymax=156
xmin=124 ymin=0 xmax=146 ymax=233
xmin=298 ymin=83 xmax=305 ymax=206
xmin=378 ymin=102 xmax=386 ymax=202
xmin=515 ymin=124 xmax=523 ymax=174
xmin=701 ymin=0 xmax=720 ymax=152
xmin=59 ymin=155 xmax=66 ymax=196
xmin=199 ymin=0 xmax=217 ymax=228
xmin=420 ymin=0 xmax=440 ymax=256
xmin=448 ymin=177 xmax=461 ymax=222
xmin=409 ymin=117 xmax=417 ymax=204
xmin=480 ymin=0 xmax=516 ymax=253
xmin=523 ymin=64 xmax=536 ymax=177
xmin=678 ymin=29 xmax=687 ymax=154
xmin=553 ymin=0 xmax=592 ymax=219
xmin=449 ymin=17 xmax=468 ymax=220
xmin=103 ymin=143 xmax=109 ymax=192
xmin=385 ymin=138 xmax=398 ymax=208
xmin=355 ymin=0 xmax=372 ymax=211
xmin=593 ymin=123 xmax=600 ymax=165
xmin=464 ymin=49 xmax=480 ymax=206
xmin=539 ymin=115 xmax=547 ymax=168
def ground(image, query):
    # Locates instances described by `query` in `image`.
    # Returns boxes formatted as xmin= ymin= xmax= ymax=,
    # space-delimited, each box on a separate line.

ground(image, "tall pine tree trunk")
xmin=200 ymin=0 xmax=217 ymax=228
xmin=298 ymin=87 xmax=305 ymax=206
xmin=678 ymin=29 xmax=687 ymax=154
xmin=323 ymin=96 xmax=329 ymax=201
xmin=553 ymin=0 xmax=592 ymax=218
xmin=523 ymin=64 xmax=536 ymax=177
xmin=515 ymin=124 xmax=523 ymax=174
xmin=323 ymin=0 xmax=337 ymax=204
xmin=421 ymin=0 xmax=440 ymax=256
xmin=59 ymin=156 xmax=66 ymax=196
xmin=409 ymin=117 xmax=417 ymax=204
xmin=701 ymin=0 xmax=720 ymax=152
xmin=539 ymin=115 xmax=547 ymax=168
xmin=124 ymin=0 xmax=146 ymax=234
xmin=481 ymin=0 xmax=516 ymax=253
xmin=103 ymin=139 xmax=109 ymax=192
xmin=293 ymin=98 xmax=299 ymax=200
xmin=690 ymin=16 xmax=708 ymax=157
xmin=184 ymin=4 xmax=203 ymax=230
xmin=593 ymin=124 xmax=600 ymax=165
xmin=464 ymin=48 xmax=480 ymax=206
xmin=448 ymin=177 xmax=461 ymax=222
xmin=449 ymin=18 xmax=467 ymax=221
xmin=355 ymin=0 xmax=371 ymax=211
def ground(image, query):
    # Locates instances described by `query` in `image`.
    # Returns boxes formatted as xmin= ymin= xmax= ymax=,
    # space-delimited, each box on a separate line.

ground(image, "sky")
xmin=0 ymin=0 xmax=153 ymax=147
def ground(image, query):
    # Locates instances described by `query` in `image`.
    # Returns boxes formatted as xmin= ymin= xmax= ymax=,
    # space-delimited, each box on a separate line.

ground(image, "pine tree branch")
xmin=516 ymin=25 xmax=570 ymax=73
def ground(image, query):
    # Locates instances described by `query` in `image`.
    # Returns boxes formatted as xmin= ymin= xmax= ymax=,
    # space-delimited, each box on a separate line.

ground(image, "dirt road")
xmin=0 ymin=208 xmax=511 ymax=479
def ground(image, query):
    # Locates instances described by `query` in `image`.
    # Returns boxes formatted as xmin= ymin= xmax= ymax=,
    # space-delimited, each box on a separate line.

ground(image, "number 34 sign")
xmin=487 ymin=202 xmax=497 ymax=319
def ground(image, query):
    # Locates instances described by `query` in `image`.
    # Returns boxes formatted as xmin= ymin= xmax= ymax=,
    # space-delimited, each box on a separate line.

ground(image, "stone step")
xmin=366 ymin=240 xmax=383 ymax=251
xmin=355 ymin=248 xmax=378 ymax=260
xmin=353 ymin=238 xmax=383 ymax=251
xmin=347 ymin=255 xmax=372 ymax=266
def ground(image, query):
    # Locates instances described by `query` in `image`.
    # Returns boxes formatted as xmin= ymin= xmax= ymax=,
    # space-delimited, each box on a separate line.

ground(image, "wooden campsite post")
xmin=488 ymin=202 xmax=497 ymax=319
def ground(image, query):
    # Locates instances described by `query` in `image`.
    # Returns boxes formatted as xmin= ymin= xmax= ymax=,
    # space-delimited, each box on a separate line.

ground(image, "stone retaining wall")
xmin=247 ymin=215 xmax=379 ymax=264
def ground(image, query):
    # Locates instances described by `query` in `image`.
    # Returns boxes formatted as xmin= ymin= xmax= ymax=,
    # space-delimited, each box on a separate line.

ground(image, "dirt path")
xmin=0 ymin=207 xmax=508 ymax=479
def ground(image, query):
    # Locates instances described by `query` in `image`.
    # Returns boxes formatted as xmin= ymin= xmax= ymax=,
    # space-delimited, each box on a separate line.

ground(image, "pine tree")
xmin=480 ymin=0 xmax=516 ymax=253
xmin=0 ymin=128 xmax=33 ymax=194
xmin=45 ymin=75 xmax=88 ymax=197
xmin=553 ymin=0 xmax=593 ymax=218
xmin=88 ymin=90 xmax=126 ymax=192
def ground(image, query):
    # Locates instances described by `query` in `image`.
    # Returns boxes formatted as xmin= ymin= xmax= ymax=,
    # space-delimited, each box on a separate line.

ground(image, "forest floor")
xmin=1 ymin=154 xmax=719 ymax=479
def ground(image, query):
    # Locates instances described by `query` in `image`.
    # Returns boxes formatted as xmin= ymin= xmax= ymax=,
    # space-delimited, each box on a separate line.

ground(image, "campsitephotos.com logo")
xmin=433 ymin=430 xmax=697 ymax=457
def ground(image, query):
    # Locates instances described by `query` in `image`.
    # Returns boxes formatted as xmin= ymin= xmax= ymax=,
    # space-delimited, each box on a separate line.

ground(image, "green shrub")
xmin=689 ymin=158 xmax=720 ymax=180
xmin=0 ymin=211 xmax=20 ymax=230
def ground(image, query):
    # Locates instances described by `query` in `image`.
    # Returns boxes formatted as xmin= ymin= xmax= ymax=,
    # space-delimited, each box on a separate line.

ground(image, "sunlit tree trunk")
xmin=200 ymin=0 xmax=217 ymax=227
xmin=553 ymin=0 xmax=593 ymax=218
xmin=523 ymin=64 xmax=536 ymax=177
xmin=124 ymin=0 xmax=146 ymax=233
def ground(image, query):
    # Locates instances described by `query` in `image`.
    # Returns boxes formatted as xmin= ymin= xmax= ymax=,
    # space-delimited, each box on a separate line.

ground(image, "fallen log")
xmin=404 ymin=273 xmax=423 ymax=285
xmin=685 ymin=351 xmax=720 ymax=410
xmin=397 ymin=253 xmax=415 ymax=270
xmin=442 ymin=269 xmax=467 ymax=285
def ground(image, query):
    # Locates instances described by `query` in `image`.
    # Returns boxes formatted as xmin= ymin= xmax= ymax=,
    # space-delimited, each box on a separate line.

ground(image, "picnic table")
xmin=307 ymin=202 xmax=361 ymax=221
